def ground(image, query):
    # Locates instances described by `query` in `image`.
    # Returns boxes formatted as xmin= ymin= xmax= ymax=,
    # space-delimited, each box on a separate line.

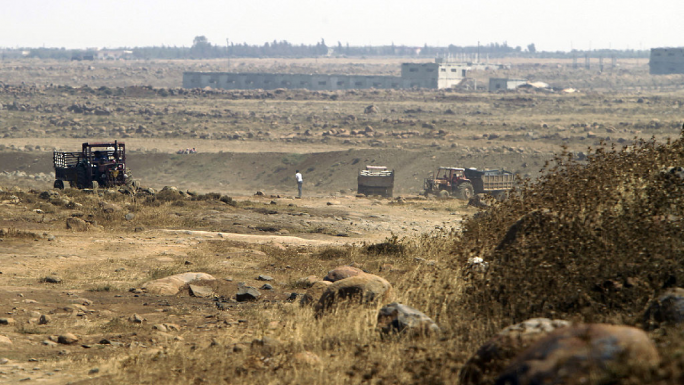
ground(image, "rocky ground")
xmin=0 ymin=57 xmax=683 ymax=384
xmin=0 ymin=182 xmax=471 ymax=383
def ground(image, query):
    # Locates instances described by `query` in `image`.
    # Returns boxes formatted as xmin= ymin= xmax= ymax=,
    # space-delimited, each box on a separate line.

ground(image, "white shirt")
xmin=295 ymin=172 xmax=303 ymax=183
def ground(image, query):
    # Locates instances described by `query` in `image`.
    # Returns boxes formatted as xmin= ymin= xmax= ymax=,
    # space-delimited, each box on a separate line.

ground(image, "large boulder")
xmin=323 ymin=266 xmax=364 ymax=282
xmin=299 ymin=280 xmax=332 ymax=306
xmin=642 ymin=287 xmax=684 ymax=330
xmin=315 ymin=273 xmax=393 ymax=316
xmin=496 ymin=324 xmax=660 ymax=385
xmin=143 ymin=272 xmax=216 ymax=295
xmin=460 ymin=318 xmax=571 ymax=385
xmin=377 ymin=302 xmax=440 ymax=337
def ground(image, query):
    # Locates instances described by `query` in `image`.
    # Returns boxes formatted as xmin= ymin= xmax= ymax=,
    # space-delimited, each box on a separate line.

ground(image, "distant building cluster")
xmin=649 ymin=48 xmax=684 ymax=75
xmin=71 ymin=49 xmax=133 ymax=61
xmin=182 ymin=59 xmax=471 ymax=91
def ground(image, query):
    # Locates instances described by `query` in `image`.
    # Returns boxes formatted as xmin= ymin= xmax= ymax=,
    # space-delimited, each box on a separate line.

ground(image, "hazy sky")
xmin=1 ymin=0 xmax=682 ymax=51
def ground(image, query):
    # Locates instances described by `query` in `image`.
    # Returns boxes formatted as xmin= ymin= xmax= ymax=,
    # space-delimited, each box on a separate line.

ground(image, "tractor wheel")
xmin=75 ymin=163 xmax=92 ymax=189
xmin=54 ymin=180 xmax=64 ymax=189
xmin=438 ymin=190 xmax=450 ymax=199
xmin=455 ymin=182 xmax=474 ymax=201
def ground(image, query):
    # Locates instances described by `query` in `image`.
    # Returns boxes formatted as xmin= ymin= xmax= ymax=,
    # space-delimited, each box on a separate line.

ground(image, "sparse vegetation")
xmin=0 ymin=58 xmax=683 ymax=384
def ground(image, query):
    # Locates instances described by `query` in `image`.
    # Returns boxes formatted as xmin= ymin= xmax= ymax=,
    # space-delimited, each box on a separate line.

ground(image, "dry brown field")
xmin=0 ymin=57 xmax=683 ymax=384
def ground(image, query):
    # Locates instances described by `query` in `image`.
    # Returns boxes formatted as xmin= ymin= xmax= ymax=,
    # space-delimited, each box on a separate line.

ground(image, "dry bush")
xmin=450 ymin=135 xmax=684 ymax=326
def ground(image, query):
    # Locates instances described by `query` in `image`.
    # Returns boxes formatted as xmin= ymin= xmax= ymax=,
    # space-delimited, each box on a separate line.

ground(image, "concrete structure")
xmin=183 ymin=59 xmax=470 ymax=91
xmin=650 ymin=47 xmax=684 ymax=75
xmin=488 ymin=78 xmax=528 ymax=92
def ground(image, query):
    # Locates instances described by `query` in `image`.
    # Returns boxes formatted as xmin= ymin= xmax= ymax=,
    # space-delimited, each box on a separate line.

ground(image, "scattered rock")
xmin=377 ymin=303 xmax=440 ymax=337
xmin=143 ymin=272 xmax=216 ymax=295
xmin=57 ymin=333 xmax=79 ymax=345
xmin=66 ymin=217 xmax=89 ymax=231
xmin=257 ymin=275 xmax=274 ymax=281
xmin=125 ymin=213 xmax=135 ymax=221
xmin=153 ymin=324 xmax=168 ymax=332
xmin=496 ymin=324 xmax=659 ymax=385
xmin=315 ymin=273 xmax=393 ymax=316
xmin=236 ymin=286 xmax=261 ymax=302
xmin=364 ymin=105 xmax=379 ymax=114
xmin=100 ymin=202 xmax=122 ymax=213
xmin=260 ymin=284 xmax=273 ymax=290
xmin=0 ymin=318 xmax=15 ymax=326
xmin=129 ymin=314 xmax=145 ymax=324
xmin=643 ymin=287 xmax=684 ymax=330
xmin=460 ymin=318 xmax=572 ymax=385
xmin=323 ymin=266 xmax=364 ymax=282
xmin=38 ymin=315 xmax=51 ymax=325
xmin=41 ymin=276 xmax=62 ymax=284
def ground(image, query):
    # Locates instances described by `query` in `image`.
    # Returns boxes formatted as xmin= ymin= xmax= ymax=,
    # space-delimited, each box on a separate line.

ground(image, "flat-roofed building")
xmin=650 ymin=47 xmax=684 ymax=75
xmin=183 ymin=59 xmax=471 ymax=91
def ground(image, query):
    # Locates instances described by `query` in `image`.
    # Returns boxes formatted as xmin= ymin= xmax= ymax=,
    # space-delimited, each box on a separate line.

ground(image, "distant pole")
xmin=477 ymin=41 xmax=480 ymax=63
xmin=585 ymin=53 xmax=590 ymax=70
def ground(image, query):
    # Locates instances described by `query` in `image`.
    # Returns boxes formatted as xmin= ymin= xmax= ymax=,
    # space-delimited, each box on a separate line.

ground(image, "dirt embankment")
xmin=0 ymin=148 xmax=545 ymax=195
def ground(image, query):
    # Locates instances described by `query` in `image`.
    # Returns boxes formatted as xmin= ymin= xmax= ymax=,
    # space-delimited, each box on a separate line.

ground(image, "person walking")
xmin=295 ymin=170 xmax=303 ymax=198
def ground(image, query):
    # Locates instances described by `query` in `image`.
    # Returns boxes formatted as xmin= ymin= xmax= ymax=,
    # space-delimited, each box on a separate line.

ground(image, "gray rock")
xmin=257 ymin=275 xmax=274 ymax=281
xmin=643 ymin=287 xmax=684 ymax=329
xmin=42 ymin=276 xmax=62 ymax=284
xmin=236 ymin=286 xmax=261 ymax=302
xmin=377 ymin=303 xmax=440 ymax=336
xmin=260 ymin=284 xmax=274 ymax=290
xmin=0 ymin=318 xmax=15 ymax=326
xmin=38 ymin=315 xmax=51 ymax=325
xmin=124 ymin=213 xmax=135 ymax=221
xmin=129 ymin=314 xmax=144 ymax=323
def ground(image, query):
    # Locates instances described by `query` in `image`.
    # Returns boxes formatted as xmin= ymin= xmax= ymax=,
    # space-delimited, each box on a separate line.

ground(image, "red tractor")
xmin=424 ymin=167 xmax=515 ymax=200
xmin=53 ymin=141 xmax=129 ymax=189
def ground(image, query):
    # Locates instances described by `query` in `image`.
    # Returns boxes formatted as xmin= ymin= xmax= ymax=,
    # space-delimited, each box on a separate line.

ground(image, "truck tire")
xmin=54 ymin=180 xmax=64 ymax=189
xmin=455 ymin=182 xmax=474 ymax=201
xmin=75 ymin=163 xmax=93 ymax=189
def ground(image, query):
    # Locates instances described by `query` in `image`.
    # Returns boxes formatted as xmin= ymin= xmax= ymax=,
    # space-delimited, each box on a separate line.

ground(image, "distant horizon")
xmin=0 ymin=41 xmax=659 ymax=53
xmin=1 ymin=0 xmax=681 ymax=52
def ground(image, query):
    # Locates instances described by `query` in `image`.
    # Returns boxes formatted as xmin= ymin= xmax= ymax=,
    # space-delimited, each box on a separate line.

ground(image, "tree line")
xmin=0 ymin=37 xmax=649 ymax=60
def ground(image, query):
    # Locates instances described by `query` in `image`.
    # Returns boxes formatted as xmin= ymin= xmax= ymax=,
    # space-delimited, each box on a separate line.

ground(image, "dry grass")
xmin=85 ymin=133 xmax=684 ymax=384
